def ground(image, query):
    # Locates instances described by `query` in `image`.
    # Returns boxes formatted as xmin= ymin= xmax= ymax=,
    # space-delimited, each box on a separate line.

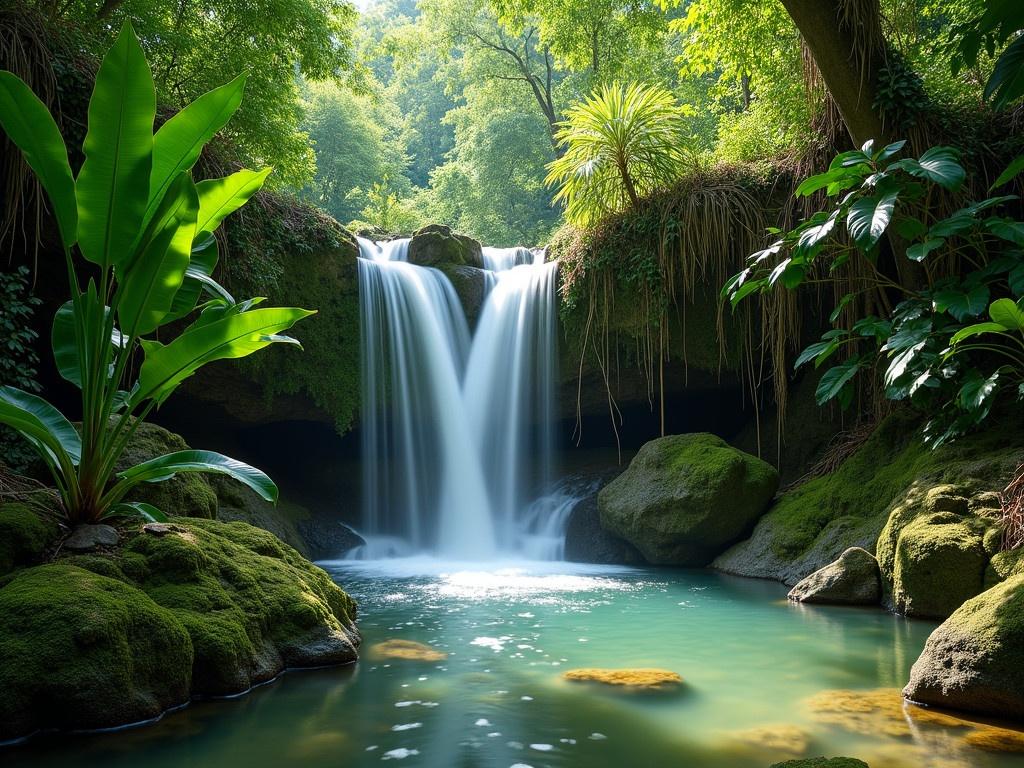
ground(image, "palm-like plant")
xmin=545 ymin=81 xmax=688 ymax=227
xmin=0 ymin=23 xmax=313 ymax=525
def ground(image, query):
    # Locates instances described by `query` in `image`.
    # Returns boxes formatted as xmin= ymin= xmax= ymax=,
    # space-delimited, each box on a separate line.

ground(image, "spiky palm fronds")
xmin=546 ymin=81 xmax=690 ymax=227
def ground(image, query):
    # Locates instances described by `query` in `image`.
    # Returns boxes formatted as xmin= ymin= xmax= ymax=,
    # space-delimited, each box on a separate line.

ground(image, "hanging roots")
xmin=1000 ymin=464 xmax=1024 ymax=552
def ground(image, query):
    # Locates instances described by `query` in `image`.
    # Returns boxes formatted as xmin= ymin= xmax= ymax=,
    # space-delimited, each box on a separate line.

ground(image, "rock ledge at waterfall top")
xmin=408 ymin=224 xmax=484 ymax=268
xmin=598 ymin=433 xmax=779 ymax=566
xmin=0 ymin=509 xmax=359 ymax=742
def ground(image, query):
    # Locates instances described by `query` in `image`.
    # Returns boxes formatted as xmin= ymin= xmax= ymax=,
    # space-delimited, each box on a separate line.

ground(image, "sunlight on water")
xmin=10 ymin=563 xmax=1024 ymax=768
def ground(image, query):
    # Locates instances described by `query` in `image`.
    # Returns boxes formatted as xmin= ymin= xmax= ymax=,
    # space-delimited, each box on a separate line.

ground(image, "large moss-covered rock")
xmin=598 ymin=433 xmax=778 ymax=565
xmin=119 ymin=518 xmax=359 ymax=695
xmin=715 ymin=412 xmax=1024 ymax=586
xmin=986 ymin=548 xmax=1024 ymax=588
xmin=117 ymin=421 xmax=218 ymax=519
xmin=439 ymin=264 xmax=488 ymax=327
xmin=787 ymin=547 xmax=881 ymax=605
xmin=0 ymin=502 xmax=59 ymax=576
xmin=408 ymin=224 xmax=483 ymax=268
xmin=0 ymin=564 xmax=193 ymax=741
xmin=769 ymin=760 xmax=868 ymax=768
xmin=890 ymin=512 xmax=989 ymax=619
xmin=904 ymin=574 xmax=1024 ymax=720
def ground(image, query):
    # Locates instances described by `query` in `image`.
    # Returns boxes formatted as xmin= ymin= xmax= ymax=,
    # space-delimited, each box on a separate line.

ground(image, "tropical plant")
xmin=724 ymin=138 xmax=1024 ymax=445
xmin=545 ymin=81 xmax=689 ymax=227
xmin=950 ymin=0 xmax=1024 ymax=109
xmin=0 ymin=23 xmax=313 ymax=525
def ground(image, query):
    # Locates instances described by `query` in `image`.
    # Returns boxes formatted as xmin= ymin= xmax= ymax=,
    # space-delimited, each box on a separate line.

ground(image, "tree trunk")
xmin=780 ymin=0 xmax=891 ymax=147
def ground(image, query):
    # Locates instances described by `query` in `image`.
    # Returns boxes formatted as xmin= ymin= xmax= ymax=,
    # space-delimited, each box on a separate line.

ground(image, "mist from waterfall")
xmin=356 ymin=237 xmax=561 ymax=559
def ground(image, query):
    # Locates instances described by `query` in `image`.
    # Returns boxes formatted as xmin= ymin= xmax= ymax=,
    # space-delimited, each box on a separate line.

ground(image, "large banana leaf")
xmin=111 ymin=449 xmax=277 ymax=503
xmin=195 ymin=168 xmax=271 ymax=239
xmin=0 ymin=72 xmax=77 ymax=247
xmin=164 ymin=237 xmax=223 ymax=322
xmin=76 ymin=22 xmax=156 ymax=270
xmin=135 ymin=306 xmax=315 ymax=404
xmin=0 ymin=386 xmax=81 ymax=466
xmin=144 ymin=74 xmax=246 ymax=232
xmin=52 ymin=286 xmax=125 ymax=388
xmin=118 ymin=173 xmax=199 ymax=336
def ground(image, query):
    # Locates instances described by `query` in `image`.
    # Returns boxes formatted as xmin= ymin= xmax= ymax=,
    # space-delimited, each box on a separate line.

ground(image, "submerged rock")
xmin=788 ymin=547 xmax=881 ymax=605
xmin=562 ymin=668 xmax=683 ymax=689
xmin=64 ymin=523 xmax=119 ymax=551
xmin=904 ymin=574 xmax=1024 ymax=721
xmin=964 ymin=725 xmax=1024 ymax=752
xmin=370 ymin=639 xmax=448 ymax=662
xmin=598 ymin=433 xmax=778 ymax=565
xmin=408 ymin=224 xmax=483 ymax=269
xmin=725 ymin=724 xmax=810 ymax=756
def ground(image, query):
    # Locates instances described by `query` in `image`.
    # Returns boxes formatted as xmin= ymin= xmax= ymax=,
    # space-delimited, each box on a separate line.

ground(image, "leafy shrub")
xmin=0 ymin=267 xmax=42 ymax=471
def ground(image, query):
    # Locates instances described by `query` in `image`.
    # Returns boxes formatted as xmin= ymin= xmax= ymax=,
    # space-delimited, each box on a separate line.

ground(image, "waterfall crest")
xmin=357 ymin=238 xmax=560 ymax=558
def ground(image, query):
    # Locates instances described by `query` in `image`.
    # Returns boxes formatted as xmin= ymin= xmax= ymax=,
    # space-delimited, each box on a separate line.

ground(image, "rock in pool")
xmin=787 ymin=547 xmax=881 ymax=605
xmin=370 ymin=639 xmax=448 ymax=662
xmin=562 ymin=668 xmax=683 ymax=689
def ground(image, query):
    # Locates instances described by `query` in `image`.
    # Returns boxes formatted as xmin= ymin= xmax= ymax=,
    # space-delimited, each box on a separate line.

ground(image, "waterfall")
xmin=356 ymin=237 xmax=559 ymax=559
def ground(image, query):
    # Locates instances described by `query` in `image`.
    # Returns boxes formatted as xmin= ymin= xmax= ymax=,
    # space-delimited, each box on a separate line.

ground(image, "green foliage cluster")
xmin=0 ymin=267 xmax=42 ymax=471
xmin=0 ymin=25 xmax=312 ymax=525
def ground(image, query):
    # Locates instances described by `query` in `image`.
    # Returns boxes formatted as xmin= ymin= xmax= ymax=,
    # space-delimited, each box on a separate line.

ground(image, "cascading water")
xmin=356 ymin=237 xmax=565 ymax=559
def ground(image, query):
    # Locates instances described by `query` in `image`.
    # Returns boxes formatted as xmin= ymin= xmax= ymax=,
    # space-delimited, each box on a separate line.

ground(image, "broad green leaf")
xmin=795 ymin=340 xmax=835 ymax=369
xmin=51 ymin=286 xmax=122 ymax=389
xmin=959 ymin=371 xmax=1000 ymax=414
xmin=106 ymin=501 xmax=167 ymax=522
xmin=0 ymin=72 xmax=77 ymax=246
xmin=829 ymin=293 xmax=854 ymax=323
xmin=895 ymin=147 xmax=965 ymax=191
xmin=145 ymin=75 xmax=246 ymax=231
xmin=118 ymin=173 xmax=199 ymax=336
xmin=989 ymin=297 xmax=1024 ymax=331
xmin=929 ymin=212 xmax=975 ymax=238
xmin=949 ymin=321 xmax=1009 ymax=345
xmin=907 ymin=238 xmax=945 ymax=262
xmin=114 ymin=449 xmax=277 ymax=502
xmin=847 ymin=188 xmax=898 ymax=248
xmin=885 ymin=342 xmax=926 ymax=386
xmin=0 ymin=385 xmax=81 ymax=466
xmin=815 ymin=360 xmax=862 ymax=407
xmin=135 ymin=306 xmax=315 ymax=404
xmin=883 ymin=316 xmax=932 ymax=351
xmin=933 ymin=284 xmax=991 ymax=321
xmin=852 ymin=316 xmax=892 ymax=340
xmin=987 ymin=35 xmax=1024 ymax=109
xmin=195 ymin=168 xmax=272 ymax=239
xmin=1010 ymin=263 xmax=1024 ymax=296
xmin=987 ymin=218 xmax=1024 ymax=247
xmin=165 ymin=237 xmax=221 ymax=322
xmin=991 ymin=152 xmax=1024 ymax=190
xmin=876 ymin=140 xmax=907 ymax=162
xmin=76 ymin=22 xmax=156 ymax=269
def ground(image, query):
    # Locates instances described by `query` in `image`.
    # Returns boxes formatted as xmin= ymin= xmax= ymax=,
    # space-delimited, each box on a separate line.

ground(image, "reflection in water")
xmin=8 ymin=562 xmax=1024 ymax=768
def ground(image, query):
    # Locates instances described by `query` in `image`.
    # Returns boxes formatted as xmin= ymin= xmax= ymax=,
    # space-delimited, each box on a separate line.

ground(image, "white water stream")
xmin=356 ymin=237 xmax=563 ymax=559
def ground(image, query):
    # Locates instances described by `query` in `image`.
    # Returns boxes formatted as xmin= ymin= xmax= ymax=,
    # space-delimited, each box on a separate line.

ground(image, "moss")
xmin=0 ymin=502 xmax=59 ymax=576
xmin=769 ymin=760 xmax=868 ymax=768
xmin=0 ymin=564 xmax=192 ymax=741
xmin=117 ymin=421 xmax=218 ymax=518
xmin=715 ymin=410 xmax=1024 ymax=585
xmin=562 ymin=668 xmax=684 ymax=689
xmin=904 ymin=574 xmax=1024 ymax=720
xmin=891 ymin=513 xmax=989 ymax=618
xmin=122 ymin=518 xmax=359 ymax=696
xmin=986 ymin=548 xmax=1024 ymax=587
xmin=599 ymin=433 xmax=778 ymax=565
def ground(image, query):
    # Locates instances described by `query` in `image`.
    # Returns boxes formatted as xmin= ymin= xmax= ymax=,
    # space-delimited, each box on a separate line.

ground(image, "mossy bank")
xmin=0 ymin=510 xmax=360 ymax=743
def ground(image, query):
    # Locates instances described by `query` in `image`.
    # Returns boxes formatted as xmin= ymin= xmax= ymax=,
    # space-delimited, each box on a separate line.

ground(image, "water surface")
xmin=11 ymin=562 xmax=1024 ymax=767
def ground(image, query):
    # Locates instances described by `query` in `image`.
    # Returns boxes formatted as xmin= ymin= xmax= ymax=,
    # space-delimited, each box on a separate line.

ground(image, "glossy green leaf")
xmin=0 ymin=385 xmax=81 ymax=466
xmin=987 ymin=218 xmax=1024 ymax=247
xmin=933 ymin=285 xmax=991 ymax=321
xmin=195 ymin=168 xmax=272 ymax=239
xmin=135 ymin=306 xmax=315 ymax=404
xmin=815 ymin=360 xmax=862 ymax=407
xmin=847 ymin=188 xmax=898 ymax=248
xmin=107 ymin=501 xmax=167 ymax=522
xmin=987 ymin=35 xmax=1024 ymax=109
xmin=949 ymin=321 xmax=1009 ymax=345
xmin=959 ymin=371 xmax=1000 ymax=414
xmin=113 ymin=449 xmax=277 ymax=503
xmin=118 ymin=173 xmax=199 ymax=336
xmin=76 ymin=22 xmax=156 ymax=269
xmin=165 ymin=238 xmax=221 ymax=322
xmin=145 ymin=75 xmax=246 ymax=231
xmin=991 ymin=152 xmax=1024 ymax=190
xmin=989 ymin=297 xmax=1024 ymax=331
xmin=907 ymin=238 xmax=945 ymax=262
xmin=895 ymin=147 xmax=965 ymax=191
xmin=0 ymin=71 xmax=77 ymax=246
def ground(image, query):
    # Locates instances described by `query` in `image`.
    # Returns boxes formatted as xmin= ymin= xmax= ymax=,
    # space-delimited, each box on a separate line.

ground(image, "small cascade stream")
xmin=356 ymin=236 xmax=564 ymax=558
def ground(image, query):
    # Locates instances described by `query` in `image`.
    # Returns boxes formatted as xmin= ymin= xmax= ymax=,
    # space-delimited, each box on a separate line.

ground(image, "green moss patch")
xmin=0 ymin=502 xmax=59 ymax=576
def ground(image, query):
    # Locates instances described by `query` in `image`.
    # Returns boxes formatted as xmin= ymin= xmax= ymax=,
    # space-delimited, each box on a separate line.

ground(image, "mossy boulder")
xmin=0 ymin=564 xmax=193 ymax=741
xmin=598 ymin=433 xmax=778 ymax=565
xmin=715 ymin=411 xmax=1024 ymax=586
xmin=986 ymin=548 xmax=1024 ymax=588
xmin=120 ymin=518 xmax=359 ymax=695
xmin=117 ymin=421 xmax=218 ymax=519
xmin=0 ymin=502 xmax=59 ymax=576
xmin=787 ymin=547 xmax=881 ymax=605
xmin=439 ymin=264 xmax=488 ymax=327
xmin=890 ymin=513 xmax=989 ymax=619
xmin=408 ymin=224 xmax=483 ymax=268
xmin=904 ymin=574 xmax=1024 ymax=720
